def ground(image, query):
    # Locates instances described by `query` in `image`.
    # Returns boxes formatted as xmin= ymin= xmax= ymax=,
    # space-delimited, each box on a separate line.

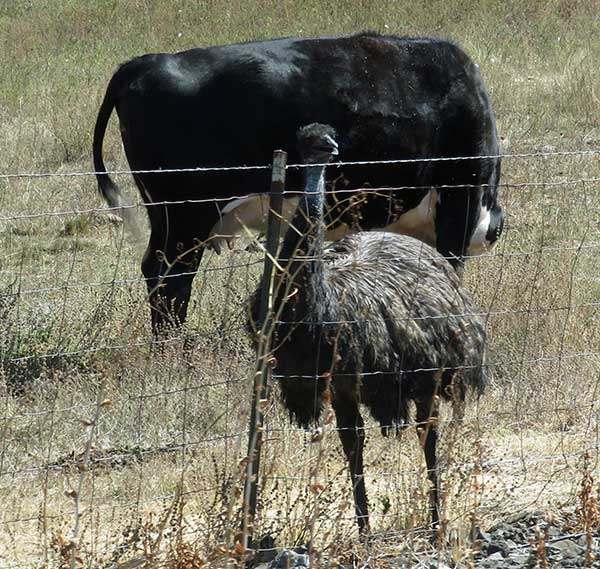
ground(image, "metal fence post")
xmin=241 ymin=149 xmax=287 ymax=552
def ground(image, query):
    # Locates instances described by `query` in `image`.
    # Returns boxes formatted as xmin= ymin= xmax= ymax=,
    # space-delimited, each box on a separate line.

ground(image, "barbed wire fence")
xmin=0 ymin=149 xmax=599 ymax=567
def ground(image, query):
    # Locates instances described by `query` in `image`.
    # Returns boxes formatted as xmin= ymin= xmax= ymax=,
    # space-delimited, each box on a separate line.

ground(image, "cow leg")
xmin=333 ymin=396 xmax=370 ymax=536
xmin=141 ymin=214 xmax=205 ymax=336
xmin=415 ymin=397 xmax=440 ymax=529
xmin=142 ymin=244 xmax=203 ymax=336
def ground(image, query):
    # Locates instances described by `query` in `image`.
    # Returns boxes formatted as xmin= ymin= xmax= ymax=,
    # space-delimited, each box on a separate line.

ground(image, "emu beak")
xmin=324 ymin=134 xmax=339 ymax=157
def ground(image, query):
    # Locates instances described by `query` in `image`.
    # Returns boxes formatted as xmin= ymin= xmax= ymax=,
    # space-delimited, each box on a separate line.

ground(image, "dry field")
xmin=1 ymin=0 xmax=599 ymax=566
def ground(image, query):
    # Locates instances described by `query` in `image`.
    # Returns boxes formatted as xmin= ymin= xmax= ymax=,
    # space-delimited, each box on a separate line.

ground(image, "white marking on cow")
xmin=207 ymin=189 xmax=443 ymax=253
xmin=466 ymin=202 xmax=492 ymax=256
xmin=221 ymin=195 xmax=256 ymax=215
xmin=383 ymin=190 xmax=438 ymax=247
xmin=207 ymin=194 xmax=299 ymax=253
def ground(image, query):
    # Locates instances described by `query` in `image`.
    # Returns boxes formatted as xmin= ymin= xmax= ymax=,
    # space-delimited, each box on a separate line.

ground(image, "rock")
xmin=269 ymin=549 xmax=310 ymax=569
xmin=547 ymin=538 xmax=584 ymax=560
xmin=504 ymin=539 xmax=518 ymax=551
xmin=546 ymin=525 xmax=562 ymax=538
xmin=506 ymin=552 xmax=531 ymax=566
xmin=487 ymin=540 xmax=509 ymax=557
xmin=492 ymin=522 xmax=512 ymax=536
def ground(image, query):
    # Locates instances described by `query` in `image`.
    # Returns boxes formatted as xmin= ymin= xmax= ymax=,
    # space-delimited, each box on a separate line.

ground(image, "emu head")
xmin=297 ymin=123 xmax=338 ymax=164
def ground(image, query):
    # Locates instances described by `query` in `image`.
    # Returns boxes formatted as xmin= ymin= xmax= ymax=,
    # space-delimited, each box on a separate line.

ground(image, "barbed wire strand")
xmin=1 ymin=148 xmax=599 ymax=181
xmin=1 ymin=176 xmax=599 ymax=223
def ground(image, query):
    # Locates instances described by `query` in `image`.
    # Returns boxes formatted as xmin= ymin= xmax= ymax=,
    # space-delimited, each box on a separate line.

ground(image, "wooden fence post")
xmin=241 ymin=149 xmax=287 ymax=552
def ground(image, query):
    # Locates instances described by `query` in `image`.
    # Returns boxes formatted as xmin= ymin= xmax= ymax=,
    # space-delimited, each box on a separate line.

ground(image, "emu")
xmin=250 ymin=124 xmax=487 ymax=534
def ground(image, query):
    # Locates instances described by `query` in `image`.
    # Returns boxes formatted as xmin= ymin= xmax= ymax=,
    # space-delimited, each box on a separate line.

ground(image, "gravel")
xmin=252 ymin=512 xmax=600 ymax=567
xmin=472 ymin=512 xmax=598 ymax=568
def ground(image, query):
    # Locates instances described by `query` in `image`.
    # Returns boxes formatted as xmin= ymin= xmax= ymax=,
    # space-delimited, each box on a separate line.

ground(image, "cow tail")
xmin=92 ymin=68 xmax=139 ymax=235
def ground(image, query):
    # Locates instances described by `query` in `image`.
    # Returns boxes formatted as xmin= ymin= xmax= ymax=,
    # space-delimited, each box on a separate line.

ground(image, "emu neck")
xmin=280 ymin=165 xmax=326 ymax=265
xmin=278 ymin=164 xmax=332 ymax=330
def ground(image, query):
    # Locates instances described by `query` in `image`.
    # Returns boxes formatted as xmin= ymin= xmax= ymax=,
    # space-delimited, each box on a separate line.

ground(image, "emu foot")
xmin=357 ymin=520 xmax=372 ymax=545
xmin=245 ymin=239 xmax=265 ymax=253
xmin=427 ymin=521 xmax=446 ymax=547
xmin=403 ymin=520 xmax=445 ymax=547
xmin=246 ymin=534 xmax=277 ymax=568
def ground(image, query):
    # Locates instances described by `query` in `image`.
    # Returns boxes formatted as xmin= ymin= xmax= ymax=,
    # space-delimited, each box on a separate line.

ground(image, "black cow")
xmin=93 ymin=32 xmax=503 ymax=333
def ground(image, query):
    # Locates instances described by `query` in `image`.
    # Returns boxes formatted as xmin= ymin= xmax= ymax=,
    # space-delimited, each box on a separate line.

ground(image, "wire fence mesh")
xmin=0 ymin=149 xmax=599 ymax=567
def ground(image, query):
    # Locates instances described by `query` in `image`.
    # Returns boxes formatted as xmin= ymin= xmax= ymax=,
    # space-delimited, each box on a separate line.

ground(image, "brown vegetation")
xmin=0 ymin=0 xmax=598 ymax=566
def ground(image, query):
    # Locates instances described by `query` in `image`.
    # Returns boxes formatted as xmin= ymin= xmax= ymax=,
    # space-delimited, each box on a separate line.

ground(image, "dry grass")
xmin=1 ymin=0 xmax=599 ymax=566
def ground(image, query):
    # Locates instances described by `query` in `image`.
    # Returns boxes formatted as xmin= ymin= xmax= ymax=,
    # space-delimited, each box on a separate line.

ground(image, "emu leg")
xmin=415 ymin=398 xmax=440 ymax=528
xmin=333 ymin=398 xmax=369 ymax=535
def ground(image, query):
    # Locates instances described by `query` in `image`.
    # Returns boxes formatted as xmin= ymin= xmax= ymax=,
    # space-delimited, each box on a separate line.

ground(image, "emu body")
xmin=249 ymin=124 xmax=487 ymax=534
xmin=93 ymin=32 xmax=502 ymax=333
